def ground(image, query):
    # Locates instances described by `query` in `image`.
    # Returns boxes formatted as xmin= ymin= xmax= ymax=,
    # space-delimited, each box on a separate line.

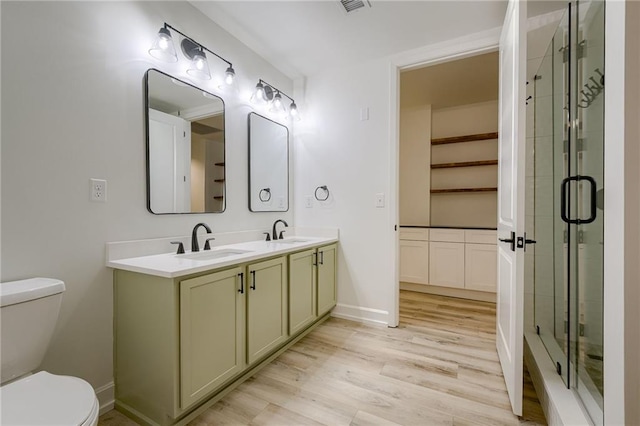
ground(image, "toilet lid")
xmin=0 ymin=371 xmax=96 ymax=426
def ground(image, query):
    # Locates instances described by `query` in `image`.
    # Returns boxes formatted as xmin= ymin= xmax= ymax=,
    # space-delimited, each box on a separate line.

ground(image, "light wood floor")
xmin=100 ymin=290 xmax=546 ymax=426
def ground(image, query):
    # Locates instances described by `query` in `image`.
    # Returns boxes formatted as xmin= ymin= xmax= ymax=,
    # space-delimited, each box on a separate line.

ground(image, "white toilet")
xmin=0 ymin=278 xmax=100 ymax=426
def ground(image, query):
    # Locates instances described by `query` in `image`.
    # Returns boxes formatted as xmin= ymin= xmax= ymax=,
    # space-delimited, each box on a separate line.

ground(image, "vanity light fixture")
xmin=251 ymin=79 xmax=300 ymax=120
xmin=149 ymin=22 xmax=236 ymax=86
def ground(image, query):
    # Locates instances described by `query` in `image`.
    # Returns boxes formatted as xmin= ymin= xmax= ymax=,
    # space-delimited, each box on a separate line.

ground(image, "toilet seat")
xmin=0 ymin=371 xmax=99 ymax=426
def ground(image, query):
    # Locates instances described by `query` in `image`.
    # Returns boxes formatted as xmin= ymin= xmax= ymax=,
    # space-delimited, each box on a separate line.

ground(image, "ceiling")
xmin=400 ymin=51 xmax=498 ymax=110
xmin=191 ymin=1 xmax=567 ymax=80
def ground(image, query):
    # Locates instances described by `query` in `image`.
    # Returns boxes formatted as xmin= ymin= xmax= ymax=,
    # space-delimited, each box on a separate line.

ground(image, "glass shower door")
xmin=572 ymin=1 xmax=605 ymax=423
xmin=532 ymin=1 xmax=604 ymax=424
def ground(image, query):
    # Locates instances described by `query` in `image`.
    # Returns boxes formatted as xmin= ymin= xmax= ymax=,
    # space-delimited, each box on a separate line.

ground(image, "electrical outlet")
xmin=90 ymin=178 xmax=107 ymax=202
xmin=305 ymin=196 xmax=313 ymax=208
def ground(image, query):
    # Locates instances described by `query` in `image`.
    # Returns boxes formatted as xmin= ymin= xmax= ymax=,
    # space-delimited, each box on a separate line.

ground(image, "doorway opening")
xmin=398 ymin=52 xmax=500 ymax=304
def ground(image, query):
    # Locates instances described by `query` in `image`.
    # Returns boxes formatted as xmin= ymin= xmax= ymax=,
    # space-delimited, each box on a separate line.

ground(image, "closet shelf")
xmin=431 ymin=132 xmax=499 ymax=145
xmin=431 ymin=187 xmax=498 ymax=194
xmin=431 ymin=160 xmax=498 ymax=169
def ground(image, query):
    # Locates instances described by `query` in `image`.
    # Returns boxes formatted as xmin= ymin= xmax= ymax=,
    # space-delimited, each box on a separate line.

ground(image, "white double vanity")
xmin=107 ymin=228 xmax=338 ymax=426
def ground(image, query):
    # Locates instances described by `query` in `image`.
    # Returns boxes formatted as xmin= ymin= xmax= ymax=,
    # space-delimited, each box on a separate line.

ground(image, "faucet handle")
xmin=204 ymin=238 xmax=216 ymax=251
xmin=278 ymin=230 xmax=286 ymax=240
xmin=263 ymin=232 xmax=271 ymax=241
xmin=171 ymin=241 xmax=185 ymax=254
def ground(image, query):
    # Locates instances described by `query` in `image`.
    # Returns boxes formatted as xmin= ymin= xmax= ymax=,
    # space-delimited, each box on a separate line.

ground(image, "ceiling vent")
xmin=339 ymin=0 xmax=371 ymax=14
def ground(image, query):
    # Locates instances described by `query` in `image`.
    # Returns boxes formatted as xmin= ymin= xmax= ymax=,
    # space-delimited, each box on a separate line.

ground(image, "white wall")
xmin=399 ymin=105 xmax=431 ymax=226
xmin=0 ymin=1 xmax=293 ymax=403
xmin=293 ymin=56 xmax=395 ymax=324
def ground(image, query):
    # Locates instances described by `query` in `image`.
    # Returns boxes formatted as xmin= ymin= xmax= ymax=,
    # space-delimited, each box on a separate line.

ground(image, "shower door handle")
xmin=581 ymin=176 xmax=597 ymax=224
xmin=560 ymin=175 xmax=598 ymax=224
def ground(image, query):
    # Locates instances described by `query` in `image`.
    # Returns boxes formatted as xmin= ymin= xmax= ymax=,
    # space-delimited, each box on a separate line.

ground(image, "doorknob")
xmin=499 ymin=231 xmax=516 ymax=252
xmin=517 ymin=233 xmax=537 ymax=252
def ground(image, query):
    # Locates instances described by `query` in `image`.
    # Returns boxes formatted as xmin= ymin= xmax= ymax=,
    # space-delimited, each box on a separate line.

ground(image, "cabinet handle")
xmin=250 ymin=270 xmax=256 ymax=290
xmin=312 ymin=252 xmax=318 ymax=266
xmin=319 ymin=251 xmax=324 ymax=265
xmin=238 ymin=272 xmax=244 ymax=294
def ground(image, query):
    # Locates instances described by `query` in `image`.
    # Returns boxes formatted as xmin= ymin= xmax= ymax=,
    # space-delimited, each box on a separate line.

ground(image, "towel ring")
xmin=314 ymin=185 xmax=329 ymax=201
xmin=259 ymin=188 xmax=271 ymax=202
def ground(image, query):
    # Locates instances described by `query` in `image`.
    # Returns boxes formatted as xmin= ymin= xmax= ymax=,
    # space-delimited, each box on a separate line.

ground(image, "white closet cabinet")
xmin=428 ymin=229 xmax=465 ymax=289
xmin=399 ymin=229 xmax=429 ymax=284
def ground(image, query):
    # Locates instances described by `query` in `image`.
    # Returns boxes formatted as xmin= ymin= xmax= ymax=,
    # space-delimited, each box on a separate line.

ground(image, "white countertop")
xmin=107 ymin=236 xmax=338 ymax=278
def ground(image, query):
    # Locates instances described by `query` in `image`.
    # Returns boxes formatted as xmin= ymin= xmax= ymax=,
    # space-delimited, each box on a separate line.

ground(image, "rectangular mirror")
xmin=248 ymin=113 xmax=289 ymax=212
xmin=145 ymin=68 xmax=225 ymax=214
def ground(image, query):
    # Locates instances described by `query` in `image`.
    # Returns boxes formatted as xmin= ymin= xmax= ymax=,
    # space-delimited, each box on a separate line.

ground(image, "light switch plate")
xmin=304 ymin=196 xmax=313 ymax=208
xmin=360 ymin=107 xmax=369 ymax=121
xmin=375 ymin=192 xmax=385 ymax=208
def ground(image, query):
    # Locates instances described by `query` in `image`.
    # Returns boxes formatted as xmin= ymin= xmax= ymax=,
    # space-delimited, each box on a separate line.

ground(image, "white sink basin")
xmin=178 ymin=249 xmax=252 ymax=261
xmin=271 ymin=238 xmax=311 ymax=244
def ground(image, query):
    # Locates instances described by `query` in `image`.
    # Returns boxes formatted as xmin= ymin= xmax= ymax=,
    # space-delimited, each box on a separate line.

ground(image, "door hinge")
xmin=577 ymin=40 xmax=586 ymax=60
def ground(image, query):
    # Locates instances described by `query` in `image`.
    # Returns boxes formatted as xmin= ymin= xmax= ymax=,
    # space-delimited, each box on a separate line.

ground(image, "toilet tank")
xmin=0 ymin=278 xmax=65 ymax=384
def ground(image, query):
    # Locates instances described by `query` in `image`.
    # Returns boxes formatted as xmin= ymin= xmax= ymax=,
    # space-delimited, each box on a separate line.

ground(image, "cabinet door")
xmin=317 ymin=244 xmax=337 ymax=316
xmin=247 ymin=257 xmax=288 ymax=365
xmin=465 ymin=243 xmax=497 ymax=292
xmin=429 ymin=242 xmax=465 ymax=288
xmin=289 ymin=249 xmax=317 ymax=335
xmin=399 ymin=240 xmax=429 ymax=284
xmin=179 ymin=267 xmax=244 ymax=409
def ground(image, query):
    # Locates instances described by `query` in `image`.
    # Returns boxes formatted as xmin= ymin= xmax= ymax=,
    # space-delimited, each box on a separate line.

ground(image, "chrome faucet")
xmin=272 ymin=219 xmax=288 ymax=240
xmin=191 ymin=222 xmax=212 ymax=252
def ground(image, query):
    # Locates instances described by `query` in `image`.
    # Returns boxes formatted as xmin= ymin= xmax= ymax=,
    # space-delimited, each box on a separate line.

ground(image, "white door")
xmin=496 ymin=0 xmax=526 ymax=416
xmin=148 ymin=109 xmax=191 ymax=213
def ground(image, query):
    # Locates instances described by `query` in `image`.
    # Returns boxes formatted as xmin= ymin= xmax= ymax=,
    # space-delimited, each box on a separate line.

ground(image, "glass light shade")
xmin=186 ymin=49 xmax=211 ymax=80
xmin=270 ymin=92 xmax=286 ymax=113
xmin=289 ymin=102 xmax=301 ymax=121
xmin=225 ymin=66 xmax=236 ymax=85
xmin=149 ymin=27 xmax=178 ymax=62
xmin=251 ymin=81 xmax=267 ymax=104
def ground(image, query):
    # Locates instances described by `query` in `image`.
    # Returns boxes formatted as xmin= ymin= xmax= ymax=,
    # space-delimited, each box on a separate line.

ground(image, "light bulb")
xmin=289 ymin=102 xmax=298 ymax=116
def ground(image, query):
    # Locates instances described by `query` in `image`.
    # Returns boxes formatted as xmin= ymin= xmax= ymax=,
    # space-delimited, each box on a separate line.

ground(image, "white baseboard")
xmin=330 ymin=303 xmax=389 ymax=326
xmin=524 ymin=332 xmax=591 ymax=425
xmin=95 ymin=381 xmax=115 ymax=416
xmin=400 ymin=282 xmax=496 ymax=303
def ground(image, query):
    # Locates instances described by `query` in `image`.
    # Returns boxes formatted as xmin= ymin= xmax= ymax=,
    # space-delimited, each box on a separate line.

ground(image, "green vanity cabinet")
xmin=179 ymin=267 xmax=245 ymax=409
xmin=246 ymin=256 xmax=288 ymax=365
xmin=113 ymin=242 xmax=336 ymax=426
xmin=288 ymin=249 xmax=317 ymax=335
xmin=317 ymin=243 xmax=338 ymax=316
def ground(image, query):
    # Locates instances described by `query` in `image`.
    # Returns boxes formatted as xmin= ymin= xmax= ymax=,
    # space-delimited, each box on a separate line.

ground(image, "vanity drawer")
xmin=429 ymin=229 xmax=464 ymax=243
xmin=464 ymin=230 xmax=497 ymax=245
xmin=399 ymin=228 xmax=429 ymax=241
